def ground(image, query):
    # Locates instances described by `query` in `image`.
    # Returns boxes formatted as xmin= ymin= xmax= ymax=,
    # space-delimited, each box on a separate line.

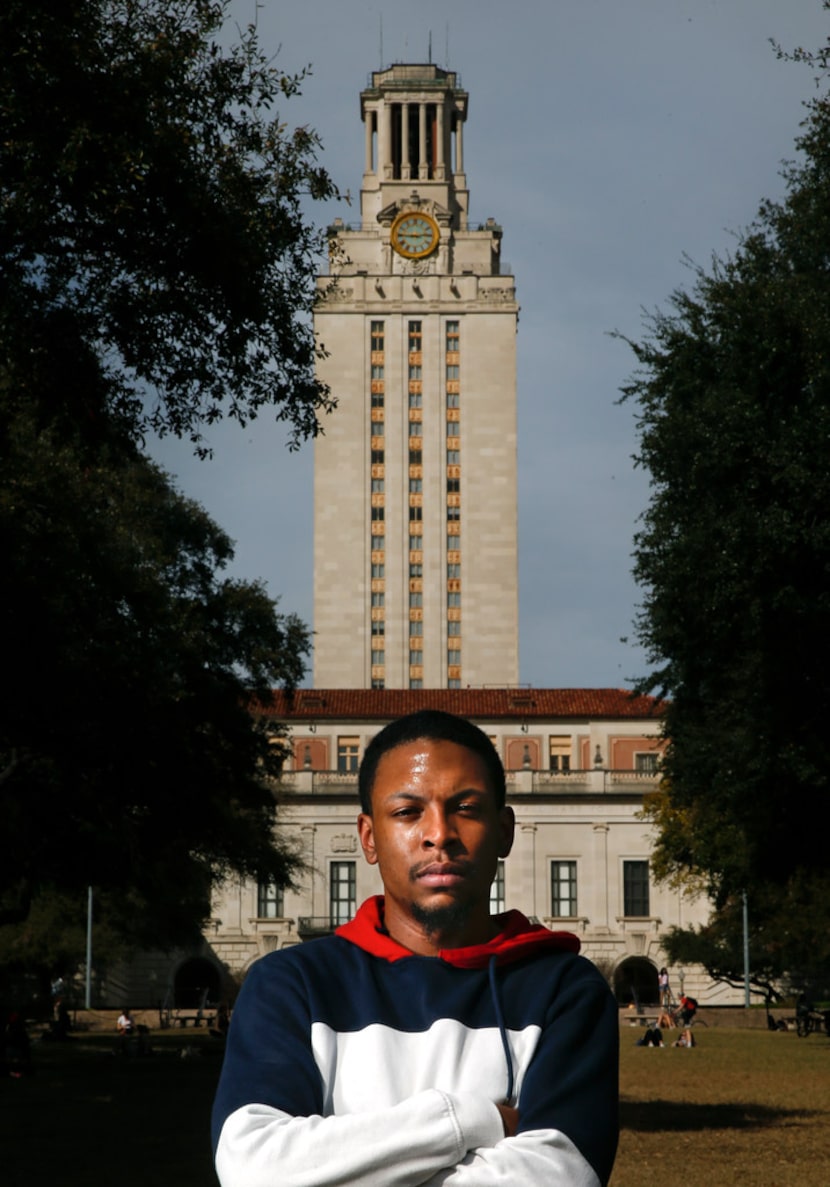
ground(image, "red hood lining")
xmin=335 ymin=896 xmax=580 ymax=968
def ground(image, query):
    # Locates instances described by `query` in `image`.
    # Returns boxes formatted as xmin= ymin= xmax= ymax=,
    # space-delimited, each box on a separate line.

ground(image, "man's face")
xmin=357 ymin=738 xmax=514 ymax=952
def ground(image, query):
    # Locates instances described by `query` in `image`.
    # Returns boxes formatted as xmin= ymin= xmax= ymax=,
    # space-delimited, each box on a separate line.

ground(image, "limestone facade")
xmin=313 ymin=65 xmax=519 ymax=689
xmin=203 ymin=690 xmax=734 ymax=1008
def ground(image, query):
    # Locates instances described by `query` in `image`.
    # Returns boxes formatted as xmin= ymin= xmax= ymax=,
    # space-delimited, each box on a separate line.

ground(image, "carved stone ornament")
xmin=402 ymin=258 xmax=433 ymax=276
xmin=378 ymin=192 xmax=451 ymax=228
xmin=330 ymin=833 xmax=358 ymax=853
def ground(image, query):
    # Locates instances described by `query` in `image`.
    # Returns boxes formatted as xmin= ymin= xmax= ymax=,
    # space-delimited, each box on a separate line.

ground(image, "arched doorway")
xmin=614 ymin=957 xmax=658 ymax=1008
xmin=174 ymin=957 xmax=220 ymax=1009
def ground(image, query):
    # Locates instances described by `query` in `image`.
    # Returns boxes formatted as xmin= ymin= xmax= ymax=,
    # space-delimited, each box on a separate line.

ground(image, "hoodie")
xmin=212 ymin=896 xmax=618 ymax=1187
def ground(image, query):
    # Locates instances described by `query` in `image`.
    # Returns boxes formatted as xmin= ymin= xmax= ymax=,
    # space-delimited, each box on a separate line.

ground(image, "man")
xmin=212 ymin=710 xmax=619 ymax=1185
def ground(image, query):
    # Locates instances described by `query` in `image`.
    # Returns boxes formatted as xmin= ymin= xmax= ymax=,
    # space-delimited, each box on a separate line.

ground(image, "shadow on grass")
xmin=621 ymin=1098 xmax=821 ymax=1132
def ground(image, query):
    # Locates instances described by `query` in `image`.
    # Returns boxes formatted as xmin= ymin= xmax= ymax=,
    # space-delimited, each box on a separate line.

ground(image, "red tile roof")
xmin=258 ymin=688 xmax=664 ymax=722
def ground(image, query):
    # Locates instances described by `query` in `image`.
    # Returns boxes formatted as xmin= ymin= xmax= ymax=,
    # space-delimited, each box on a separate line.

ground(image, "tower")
xmin=313 ymin=64 xmax=519 ymax=689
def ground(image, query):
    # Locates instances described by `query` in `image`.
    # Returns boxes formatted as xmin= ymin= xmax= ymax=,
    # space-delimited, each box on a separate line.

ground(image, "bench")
xmin=172 ymin=1013 xmax=213 ymax=1028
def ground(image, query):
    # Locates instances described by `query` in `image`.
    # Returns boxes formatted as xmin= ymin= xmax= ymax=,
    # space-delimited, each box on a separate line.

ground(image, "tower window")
xmin=371 ymin=321 xmax=384 ymax=351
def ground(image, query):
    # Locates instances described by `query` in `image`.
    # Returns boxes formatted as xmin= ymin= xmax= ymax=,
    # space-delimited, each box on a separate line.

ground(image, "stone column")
xmin=435 ymin=102 xmax=445 ymax=179
xmin=592 ymin=823 xmax=610 ymax=932
xmin=365 ymin=106 xmax=374 ymax=173
xmin=401 ymin=102 xmax=410 ymax=179
xmin=516 ymin=823 xmax=538 ymax=918
xmin=418 ymin=103 xmax=428 ymax=179
xmin=380 ymin=100 xmax=392 ymax=179
xmin=455 ymin=114 xmax=464 ymax=174
xmin=301 ymin=824 xmax=318 ymax=915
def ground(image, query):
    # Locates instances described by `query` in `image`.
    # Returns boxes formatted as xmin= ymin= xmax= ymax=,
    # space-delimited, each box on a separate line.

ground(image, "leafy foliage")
xmin=621 ymin=16 xmax=830 ymax=974
xmin=1 ymin=392 xmax=308 ymax=950
xmin=1 ymin=1 xmax=335 ymax=962
xmin=661 ymin=872 xmax=830 ymax=1003
xmin=1 ymin=0 xmax=337 ymax=452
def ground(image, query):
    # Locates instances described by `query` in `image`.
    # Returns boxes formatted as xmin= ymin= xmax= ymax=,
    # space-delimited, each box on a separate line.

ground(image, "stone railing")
xmin=279 ymin=769 xmax=659 ymax=796
xmin=297 ymin=916 xmax=341 ymax=939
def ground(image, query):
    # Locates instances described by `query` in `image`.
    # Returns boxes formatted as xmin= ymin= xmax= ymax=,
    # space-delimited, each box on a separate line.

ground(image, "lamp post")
xmin=85 ymin=887 xmax=93 ymax=1009
xmin=742 ymin=889 xmax=751 ymax=1008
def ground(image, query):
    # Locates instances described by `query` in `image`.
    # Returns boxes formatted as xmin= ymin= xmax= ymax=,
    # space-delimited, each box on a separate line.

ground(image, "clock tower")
xmin=313 ymin=64 xmax=519 ymax=689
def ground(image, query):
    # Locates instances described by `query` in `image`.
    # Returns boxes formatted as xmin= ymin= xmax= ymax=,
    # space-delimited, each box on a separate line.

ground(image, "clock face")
xmin=391 ymin=211 xmax=440 ymax=259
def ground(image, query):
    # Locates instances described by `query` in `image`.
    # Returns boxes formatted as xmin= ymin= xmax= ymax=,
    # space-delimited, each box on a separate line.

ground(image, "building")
xmin=105 ymin=63 xmax=729 ymax=1012
xmin=203 ymin=689 xmax=720 ymax=1009
xmin=313 ymin=64 xmax=519 ymax=689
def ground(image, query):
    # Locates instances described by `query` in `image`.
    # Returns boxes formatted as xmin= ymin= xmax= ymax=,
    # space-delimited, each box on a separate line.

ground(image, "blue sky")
xmin=150 ymin=0 xmax=829 ymax=689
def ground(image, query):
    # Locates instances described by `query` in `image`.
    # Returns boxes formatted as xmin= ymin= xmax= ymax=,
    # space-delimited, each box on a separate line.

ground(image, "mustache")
xmin=409 ymin=859 xmax=474 ymax=883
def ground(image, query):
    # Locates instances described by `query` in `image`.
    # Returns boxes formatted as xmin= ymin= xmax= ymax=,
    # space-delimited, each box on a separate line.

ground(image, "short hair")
xmin=358 ymin=709 xmax=506 ymax=814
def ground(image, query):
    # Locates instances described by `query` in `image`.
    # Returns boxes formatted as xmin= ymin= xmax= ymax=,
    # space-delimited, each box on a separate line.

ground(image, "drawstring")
xmin=488 ymin=955 xmax=514 ymax=1105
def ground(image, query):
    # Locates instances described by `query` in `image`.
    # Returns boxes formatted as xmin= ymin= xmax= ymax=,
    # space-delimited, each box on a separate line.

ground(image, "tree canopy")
xmin=1 ymin=0 xmax=337 ymax=975
xmin=1 ymin=390 xmax=309 ymax=954
xmin=1 ymin=0 xmax=337 ymax=452
xmin=621 ymin=16 xmax=830 ymax=987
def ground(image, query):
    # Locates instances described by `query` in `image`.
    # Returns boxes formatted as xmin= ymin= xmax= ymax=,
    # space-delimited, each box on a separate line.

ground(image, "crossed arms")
xmin=212 ymin=957 xmax=618 ymax=1186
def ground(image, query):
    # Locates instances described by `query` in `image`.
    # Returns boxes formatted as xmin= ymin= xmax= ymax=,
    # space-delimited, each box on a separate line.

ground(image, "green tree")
xmin=660 ymin=875 xmax=830 ymax=1003
xmin=621 ymin=18 xmax=830 ymax=973
xmin=1 ymin=393 xmax=308 ymax=948
xmin=1 ymin=0 xmax=337 ymax=452
xmin=1 ymin=0 xmax=336 ymax=953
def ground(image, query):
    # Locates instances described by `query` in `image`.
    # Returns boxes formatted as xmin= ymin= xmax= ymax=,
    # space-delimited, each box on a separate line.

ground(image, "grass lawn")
xmin=2 ymin=1024 xmax=829 ymax=1185
xmin=1 ymin=1030 xmax=224 ymax=1187
xmin=616 ymin=1024 xmax=830 ymax=1186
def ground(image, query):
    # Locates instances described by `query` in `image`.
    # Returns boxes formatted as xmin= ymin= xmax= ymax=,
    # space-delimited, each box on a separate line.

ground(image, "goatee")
xmin=410 ymin=899 xmax=472 ymax=939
